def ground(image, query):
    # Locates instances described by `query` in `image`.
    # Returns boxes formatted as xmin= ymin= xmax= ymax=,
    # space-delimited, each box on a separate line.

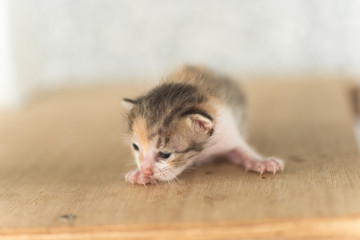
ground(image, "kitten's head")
xmin=123 ymin=83 xmax=215 ymax=182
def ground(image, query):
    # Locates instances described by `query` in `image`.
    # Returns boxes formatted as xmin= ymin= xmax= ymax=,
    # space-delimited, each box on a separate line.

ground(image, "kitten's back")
xmin=167 ymin=66 xmax=245 ymax=108
xmin=167 ymin=65 xmax=246 ymax=128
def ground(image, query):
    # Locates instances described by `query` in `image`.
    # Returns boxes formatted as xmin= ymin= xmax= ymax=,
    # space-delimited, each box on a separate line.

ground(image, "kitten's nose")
xmin=141 ymin=166 xmax=153 ymax=177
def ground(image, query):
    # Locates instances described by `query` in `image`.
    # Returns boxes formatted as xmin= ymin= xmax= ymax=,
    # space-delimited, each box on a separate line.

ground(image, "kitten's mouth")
xmin=152 ymin=170 xmax=176 ymax=182
xmin=152 ymin=173 xmax=172 ymax=181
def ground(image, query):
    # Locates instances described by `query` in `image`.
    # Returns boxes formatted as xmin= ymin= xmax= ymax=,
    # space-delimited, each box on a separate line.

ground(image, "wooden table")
xmin=1 ymin=80 xmax=360 ymax=239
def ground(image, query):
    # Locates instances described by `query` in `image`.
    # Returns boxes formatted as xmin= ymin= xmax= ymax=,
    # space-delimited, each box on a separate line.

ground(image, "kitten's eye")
xmin=132 ymin=143 xmax=139 ymax=151
xmin=159 ymin=151 xmax=172 ymax=159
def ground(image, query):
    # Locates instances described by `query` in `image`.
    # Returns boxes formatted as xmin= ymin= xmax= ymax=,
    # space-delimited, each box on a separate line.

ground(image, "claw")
xmin=243 ymin=157 xmax=284 ymax=175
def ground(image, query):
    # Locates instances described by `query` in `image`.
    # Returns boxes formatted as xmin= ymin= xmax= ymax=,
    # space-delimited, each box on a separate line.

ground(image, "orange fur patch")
xmin=132 ymin=117 xmax=151 ymax=153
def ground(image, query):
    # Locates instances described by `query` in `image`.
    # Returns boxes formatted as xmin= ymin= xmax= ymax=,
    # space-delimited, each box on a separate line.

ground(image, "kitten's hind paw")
xmin=247 ymin=157 xmax=284 ymax=175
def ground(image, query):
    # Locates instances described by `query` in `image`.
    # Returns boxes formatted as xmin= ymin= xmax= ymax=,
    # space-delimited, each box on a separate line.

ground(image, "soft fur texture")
xmin=123 ymin=66 xmax=284 ymax=185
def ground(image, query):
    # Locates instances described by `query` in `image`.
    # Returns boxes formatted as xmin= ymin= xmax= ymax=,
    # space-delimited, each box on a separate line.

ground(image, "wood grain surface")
xmin=0 ymin=80 xmax=360 ymax=239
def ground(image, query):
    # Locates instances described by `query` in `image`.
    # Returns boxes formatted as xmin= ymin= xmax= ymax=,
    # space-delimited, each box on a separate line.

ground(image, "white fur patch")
xmin=195 ymin=105 xmax=245 ymax=163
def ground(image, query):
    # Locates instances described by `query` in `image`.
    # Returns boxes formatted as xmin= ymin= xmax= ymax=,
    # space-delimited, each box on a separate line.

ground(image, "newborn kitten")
xmin=123 ymin=66 xmax=284 ymax=185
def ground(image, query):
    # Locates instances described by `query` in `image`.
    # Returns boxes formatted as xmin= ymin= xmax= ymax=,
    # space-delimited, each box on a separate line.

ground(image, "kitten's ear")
xmin=187 ymin=114 xmax=214 ymax=134
xmin=122 ymin=98 xmax=137 ymax=111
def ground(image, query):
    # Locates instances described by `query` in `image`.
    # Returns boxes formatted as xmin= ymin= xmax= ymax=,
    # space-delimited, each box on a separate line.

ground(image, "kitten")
xmin=123 ymin=66 xmax=284 ymax=185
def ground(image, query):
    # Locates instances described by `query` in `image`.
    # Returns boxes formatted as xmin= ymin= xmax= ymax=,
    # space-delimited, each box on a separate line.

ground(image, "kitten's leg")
xmin=125 ymin=169 xmax=157 ymax=185
xmin=227 ymin=139 xmax=284 ymax=174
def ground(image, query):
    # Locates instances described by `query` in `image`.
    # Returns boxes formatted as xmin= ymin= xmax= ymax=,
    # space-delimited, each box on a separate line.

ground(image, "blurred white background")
xmin=1 ymin=0 xmax=360 ymax=108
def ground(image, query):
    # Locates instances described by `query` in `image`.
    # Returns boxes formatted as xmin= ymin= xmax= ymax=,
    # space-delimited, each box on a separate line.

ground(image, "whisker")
xmin=168 ymin=180 xmax=174 ymax=190
xmin=167 ymin=171 xmax=179 ymax=182
xmin=165 ymin=172 xmax=180 ymax=190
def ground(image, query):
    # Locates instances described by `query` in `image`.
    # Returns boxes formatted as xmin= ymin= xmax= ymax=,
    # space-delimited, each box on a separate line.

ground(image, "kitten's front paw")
xmin=125 ymin=169 xmax=157 ymax=185
xmin=247 ymin=157 xmax=284 ymax=175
